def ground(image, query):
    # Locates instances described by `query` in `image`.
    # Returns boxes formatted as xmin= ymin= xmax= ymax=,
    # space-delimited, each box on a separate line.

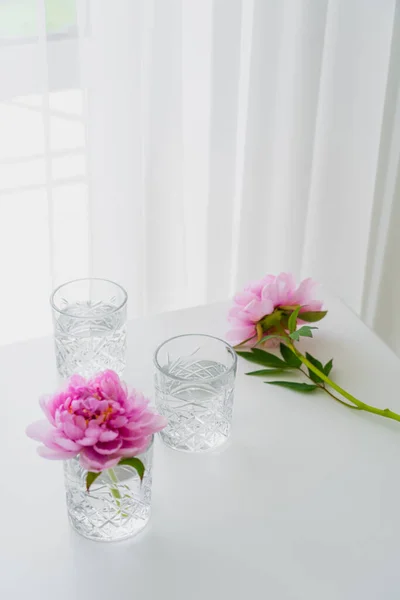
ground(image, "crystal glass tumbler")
xmin=51 ymin=278 xmax=127 ymax=379
xmin=64 ymin=437 xmax=153 ymax=542
xmin=154 ymin=334 xmax=237 ymax=452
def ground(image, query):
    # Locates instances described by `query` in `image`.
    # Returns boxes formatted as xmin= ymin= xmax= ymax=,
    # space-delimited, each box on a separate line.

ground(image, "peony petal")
xmin=262 ymin=283 xmax=278 ymax=305
xmin=300 ymin=301 xmax=323 ymax=312
xmin=39 ymin=395 xmax=56 ymax=425
xmin=59 ymin=411 xmax=74 ymax=424
xmin=245 ymin=278 xmax=269 ymax=298
xmin=117 ymin=439 xmax=149 ymax=458
xmin=118 ymin=426 xmax=145 ymax=441
xmin=78 ymin=423 xmax=102 ymax=446
xmin=98 ymin=429 xmax=119 ymax=442
xmin=82 ymin=397 xmax=106 ymax=412
xmin=227 ymin=315 xmax=254 ymax=328
xmin=63 ymin=421 xmax=85 ymax=441
xmin=225 ymin=326 xmax=256 ymax=343
xmin=140 ymin=414 xmax=167 ymax=434
xmin=258 ymin=296 xmax=274 ymax=316
xmin=87 ymin=421 xmax=102 ymax=433
xmin=245 ymin=299 xmax=271 ymax=321
xmin=78 ymin=436 xmax=98 ymax=447
xmin=233 ymin=291 xmax=255 ymax=306
xmin=109 ymin=415 xmax=128 ymax=428
xmin=274 ymin=272 xmax=296 ymax=304
xmin=37 ymin=446 xmax=77 ymax=460
xmin=52 ymin=432 xmax=81 ymax=451
xmin=228 ymin=306 xmax=244 ymax=319
xmin=93 ymin=439 xmax=122 ymax=455
xmin=294 ymin=277 xmax=316 ymax=305
xmin=260 ymin=274 xmax=276 ymax=287
xmin=68 ymin=374 xmax=87 ymax=388
xmin=26 ymin=420 xmax=54 ymax=442
xmin=92 ymin=370 xmax=124 ymax=401
xmin=79 ymin=447 xmax=120 ymax=472
xmin=74 ymin=415 xmax=87 ymax=431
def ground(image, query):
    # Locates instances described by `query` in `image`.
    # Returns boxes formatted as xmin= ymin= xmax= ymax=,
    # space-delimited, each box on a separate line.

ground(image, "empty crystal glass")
xmin=154 ymin=334 xmax=237 ymax=452
xmin=51 ymin=278 xmax=127 ymax=379
xmin=64 ymin=437 xmax=153 ymax=542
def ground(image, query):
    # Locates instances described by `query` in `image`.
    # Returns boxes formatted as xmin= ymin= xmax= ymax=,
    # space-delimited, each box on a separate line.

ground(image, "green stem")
xmin=108 ymin=468 xmax=122 ymax=501
xmin=108 ymin=467 xmax=119 ymax=484
xmin=291 ymin=343 xmax=400 ymax=423
xmin=299 ymin=367 xmax=360 ymax=410
xmin=107 ymin=467 xmax=129 ymax=517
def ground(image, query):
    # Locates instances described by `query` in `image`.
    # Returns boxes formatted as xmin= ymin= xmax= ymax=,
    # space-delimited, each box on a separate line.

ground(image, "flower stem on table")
xmin=235 ymin=324 xmax=400 ymax=424
xmin=291 ymin=343 xmax=400 ymax=422
xmin=229 ymin=273 xmax=400 ymax=426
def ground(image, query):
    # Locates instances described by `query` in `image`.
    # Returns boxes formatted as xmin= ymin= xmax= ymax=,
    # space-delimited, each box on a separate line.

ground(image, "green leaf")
xmin=246 ymin=368 xmax=286 ymax=376
xmin=280 ymin=343 xmax=301 ymax=368
xmin=324 ymin=358 xmax=333 ymax=376
xmin=298 ymin=310 xmax=327 ymax=323
xmin=250 ymin=348 xmax=291 ymax=369
xmin=86 ymin=471 xmax=101 ymax=492
xmin=118 ymin=457 xmax=145 ymax=481
xmin=289 ymin=326 xmax=317 ymax=341
xmin=236 ymin=349 xmax=289 ymax=369
xmin=267 ymin=381 xmax=318 ymax=393
xmin=305 ymin=352 xmax=325 ymax=383
xmin=288 ymin=306 xmax=301 ymax=333
xmin=298 ymin=325 xmax=318 ymax=337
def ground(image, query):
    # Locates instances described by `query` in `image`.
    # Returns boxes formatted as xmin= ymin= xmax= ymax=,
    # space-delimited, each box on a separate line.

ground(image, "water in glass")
xmin=155 ymin=342 xmax=236 ymax=452
xmin=54 ymin=301 xmax=126 ymax=378
xmin=64 ymin=440 xmax=153 ymax=542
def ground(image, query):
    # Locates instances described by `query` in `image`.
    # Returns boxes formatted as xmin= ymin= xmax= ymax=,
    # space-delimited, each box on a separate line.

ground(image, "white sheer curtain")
xmin=1 ymin=0 xmax=400 ymax=355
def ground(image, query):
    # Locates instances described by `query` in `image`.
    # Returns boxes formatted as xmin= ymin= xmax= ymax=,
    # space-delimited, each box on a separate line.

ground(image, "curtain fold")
xmin=0 ymin=0 xmax=399 ymax=355
xmin=302 ymin=0 xmax=395 ymax=314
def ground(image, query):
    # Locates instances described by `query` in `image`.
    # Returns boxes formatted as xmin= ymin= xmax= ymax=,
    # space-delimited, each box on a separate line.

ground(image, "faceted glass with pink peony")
xmin=51 ymin=278 xmax=127 ymax=379
xmin=154 ymin=335 xmax=237 ymax=452
xmin=64 ymin=437 xmax=153 ymax=542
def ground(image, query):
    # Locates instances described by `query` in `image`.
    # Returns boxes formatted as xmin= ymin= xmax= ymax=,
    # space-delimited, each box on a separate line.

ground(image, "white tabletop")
xmin=2 ymin=297 xmax=400 ymax=599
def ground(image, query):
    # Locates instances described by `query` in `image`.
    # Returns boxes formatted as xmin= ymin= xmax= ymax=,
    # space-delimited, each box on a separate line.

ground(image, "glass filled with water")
xmin=154 ymin=334 xmax=237 ymax=452
xmin=64 ymin=437 xmax=153 ymax=542
xmin=51 ymin=278 xmax=127 ymax=379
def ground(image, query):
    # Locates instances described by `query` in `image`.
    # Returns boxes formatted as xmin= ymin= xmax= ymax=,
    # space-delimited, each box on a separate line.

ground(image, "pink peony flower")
xmin=26 ymin=370 xmax=167 ymax=472
xmin=227 ymin=272 xmax=323 ymax=346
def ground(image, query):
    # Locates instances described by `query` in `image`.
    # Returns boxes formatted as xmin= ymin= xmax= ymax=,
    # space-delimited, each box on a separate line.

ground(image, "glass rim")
xmin=50 ymin=277 xmax=128 ymax=318
xmin=153 ymin=333 xmax=237 ymax=382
